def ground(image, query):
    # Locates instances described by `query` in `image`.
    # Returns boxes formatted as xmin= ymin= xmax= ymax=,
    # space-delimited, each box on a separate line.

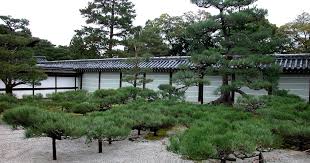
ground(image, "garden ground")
xmin=1 ymin=124 xmax=309 ymax=163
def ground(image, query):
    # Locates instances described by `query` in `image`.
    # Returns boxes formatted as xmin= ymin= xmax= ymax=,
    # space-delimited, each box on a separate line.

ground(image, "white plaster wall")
xmin=57 ymin=77 xmax=76 ymax=87
xmin=185 ymin=86 xmax=199 ymax=102
xmin=203 ymin=76 xmax=222 ymax=103
xmin=0 ymin=80 xmax=5 ymax=94
xmin=100 ymin=72 xmax=120 ymax=89
xmin=146 ymin=73 xmax=170 ymax=91
xmin=279 ymin=75 xmax=309 ymax=100
xmin=36 ymin=77 xmax=55 ymax=88
xmin=82 ymin=72 xmax=99 ymax=92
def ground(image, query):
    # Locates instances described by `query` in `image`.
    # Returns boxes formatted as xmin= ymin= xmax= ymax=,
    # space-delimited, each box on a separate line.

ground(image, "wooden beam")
xmin=32 ymin=81 xmax=35 ymax=97
xmin=143 ymin=73 xmax=146 ymax=90
xmin=119 ymin=72 xmax=122 ymax=88
xmin=55 ymin=75 xmax=58 ymax=93
xmin=169 ymin=71 xmax=173 ymax=86
xmin=80 ymin=73 xmax=83 ymax=90
xmin=98 ymin=72 xmax=102 ymax=90
xmin=74 ymin=76 xmax=77 ymax=91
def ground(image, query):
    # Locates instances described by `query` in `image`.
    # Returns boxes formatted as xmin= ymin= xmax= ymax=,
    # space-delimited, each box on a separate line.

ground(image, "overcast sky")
xmin=0 ymin=0 xmax=309 ymax=46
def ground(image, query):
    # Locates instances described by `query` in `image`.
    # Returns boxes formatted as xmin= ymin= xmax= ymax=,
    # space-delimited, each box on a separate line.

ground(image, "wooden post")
xmin=169 ymin=71 xmax=173 ymax=86
xmin=98 ymin=139 xmax=103 ymax=153
xmin=308 ymin=79 xmax=310 ymax=104
xmin=55 ymin=75 xmax=58 ymax=93
xmin=32 ymin=81 xmax=35 ymax=97
xmin=143 ymin=73 xmax=146 ymax=90
xmin=231 ymin=74 xmax=236 ymax=103
xmin=259 ymin=152 xmax=264 ymax=163
xmin=98 ymin=72 xmax=101 ymax=90
xmin=74 ymin=76 xmax=77 ymax=91
xmin=198 ymin=73 xmax=204 ymax=104
xmin=80 ymin=73 xmax=83 ymax=90
xmin=52 ymin=137 xmax=57 ymax=160
xmin=119 ymin=72 xmax=122 ymax=88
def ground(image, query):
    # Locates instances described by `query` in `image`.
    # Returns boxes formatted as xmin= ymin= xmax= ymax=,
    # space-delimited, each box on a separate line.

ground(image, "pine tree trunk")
xmin=138 ymin=128 xmax=141 ymax=135
xmin=259 ymin=152 xmax=264 ymax=163
xmin=5 ymin=85 xmax=13 ymax=95
xmin=98 ymin=139 xmax=103 ymax=153
xmin=52 ymin=137 xmax=57 ymax=160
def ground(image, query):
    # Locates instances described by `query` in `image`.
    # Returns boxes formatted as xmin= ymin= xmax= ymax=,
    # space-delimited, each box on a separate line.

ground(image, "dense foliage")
xmin=1 ymin=88 xmax=309 ymax=161
xmin=0 ymin=15 xmax=47 ymax=94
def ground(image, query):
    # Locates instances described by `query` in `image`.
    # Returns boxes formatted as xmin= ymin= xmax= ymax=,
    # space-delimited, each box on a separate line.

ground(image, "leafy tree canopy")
xmin=0 ymin=15 xmax=46 ymax=94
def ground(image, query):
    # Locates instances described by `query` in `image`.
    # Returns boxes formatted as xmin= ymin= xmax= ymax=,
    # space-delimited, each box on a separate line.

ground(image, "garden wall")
xmin=0 ymin=72 xmax=309 ymax=102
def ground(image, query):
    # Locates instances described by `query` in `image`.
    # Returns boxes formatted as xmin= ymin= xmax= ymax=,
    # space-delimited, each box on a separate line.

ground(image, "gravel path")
xmin=0 ymin=124 xmax=309 ymax=163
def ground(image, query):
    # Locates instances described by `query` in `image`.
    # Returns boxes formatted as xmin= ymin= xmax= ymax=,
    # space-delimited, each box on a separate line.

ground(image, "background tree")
xmin=78 ymin=0 xmax=136 ymax=58
xmin=0 ymin=15 xmax=47 ymax=94
xmin=190 ymin=0 xmax=285 ymax=104
xmin=144 ymin=11 xmax=210 ymax=56
xmin=279 ymin=12 xmax=310 ymax=53
xmin=33 ymin=39 xmax=75 ymax=60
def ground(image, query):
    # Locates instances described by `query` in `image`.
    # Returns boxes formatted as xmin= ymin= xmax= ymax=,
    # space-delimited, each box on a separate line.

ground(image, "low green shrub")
xmin=2 ymin=106 xmax=44 ymax=128
xmin=235 ymin=95 xmax=266 ymax=113
xmin=0 ymin=102 xmax=13 ymax=114
xmin=70 ymin=102 xmax=98 ymax=115
xmin=0 ymin=94 xmax=18 ymax=103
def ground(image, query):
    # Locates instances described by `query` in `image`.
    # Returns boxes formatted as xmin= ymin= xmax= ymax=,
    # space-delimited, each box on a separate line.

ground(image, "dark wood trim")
xmin=143 ymin=73 xmax=146 ymax=89
xmin=198 ymin=73 xmax=204 ymax=104
xmin=74 ymin=76 xmax=77 ymax=91
xmin=169 ymin=71 xmax=173 ymax=86
xmin=0 ymin=87 xmax=78 ymax=91
xmin=98 ymin=72 xmax=102 ymax=90
xmin=32 ymin=82 xmax=35 ymax=96
xmin=309 ymin=79 xmax=310 ymax=103
xmin=231 ymin=73 xmax=236 ymax=103
xmin=55 ymin=75 xmax=58 ymax=93
xmin=119 ymin=72 xmax=122 ymax=88
xmin=80 ymin=73 xmax=83 ymax=90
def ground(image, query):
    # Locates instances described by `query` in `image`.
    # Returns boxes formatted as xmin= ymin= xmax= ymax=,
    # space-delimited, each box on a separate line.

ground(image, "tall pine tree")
xmin=0 ymin=15 xmax=46 ymax=95
xmin=78 ymin=0 xmax=136 ymax=58
xmin=189 ymin=0 xmax=284 ymax=104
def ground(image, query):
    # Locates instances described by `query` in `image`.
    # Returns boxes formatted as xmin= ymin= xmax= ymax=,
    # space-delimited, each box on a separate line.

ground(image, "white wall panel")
xmin=82 ymin=72 xmax=99 ymax=92
xmin=0 ymin=80 xmax=5 ymax=89
xmin=185 ymin=86 xmax=198 ymax=102
xmin=36 ymin=77 xmax=55 ymax=88
xmin=203 ymin=76 xmax=222 ymax=103
xmin=101 ymin=72 xmax=120 ymax=89
xmin=279 ymin=75 xmax=309 ymax=100
xmin=146 ymin=73 xmax=170 ymax=90
xmin=58 ymin=77 xmax=75 ymax=87
xmin=13 ymin=91 xmax=33 ymax=99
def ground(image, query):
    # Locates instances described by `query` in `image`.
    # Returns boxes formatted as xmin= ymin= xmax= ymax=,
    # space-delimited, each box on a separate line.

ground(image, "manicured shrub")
xmin=236 ymin=95 xmax=266 ymax=113
xmin=0 ymin=102 xmax=12 ymax=114
xmin=158 ymin=84 xmax=185 ymax=100
xmin=93 ymin=89 xmax=117 ymax=99
xmin=86 ymin=113 xmax=132 ymax=153
xmin=48 ymin=90 xmax=89 ymax=103
xmin=0 ymin=93 xmax=18 ymax=103
xmin=2 ymin=106 xmax=43 ymax=128
xmin=70 ymin=102 xmax=98 ymax=115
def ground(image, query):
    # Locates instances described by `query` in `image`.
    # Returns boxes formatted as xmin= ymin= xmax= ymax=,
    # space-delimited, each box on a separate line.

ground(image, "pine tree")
xmin=0 ymin=15 xmax=46 ymax=95
xmin=79 ymin=0 xmax=136 ymax=58
xmin=189 ymin=0 xmax=284 ymax=104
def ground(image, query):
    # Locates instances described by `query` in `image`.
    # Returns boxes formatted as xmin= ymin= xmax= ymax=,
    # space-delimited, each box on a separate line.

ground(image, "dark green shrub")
xmin=93 ymin=89 xmax=117 ymax=99
xmin=137 ymin=88 xmax=159 ymax=101
xmin=47 ymin=90 xmax=89 ymax=103
xmin=2 ymin=106 xmax=44 ymax=128
xmin=0 ymin=94 xmax=18 ymax=103
xmin=236 ymin=95 xmax=265 ymax=113
xmin=0 ymin=102 xmax=12 ymax=114
xmin=70 ymin=102 xmax=98 ymax=115
xmin=158 ymin=84 xmax=185 ymax=100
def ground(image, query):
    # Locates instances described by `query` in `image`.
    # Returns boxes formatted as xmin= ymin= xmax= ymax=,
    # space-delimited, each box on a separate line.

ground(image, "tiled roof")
xmin=275 ymin=54 xmax=310 ymax=72
xmin=38 ymin=54 xmax=310 ymax=73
